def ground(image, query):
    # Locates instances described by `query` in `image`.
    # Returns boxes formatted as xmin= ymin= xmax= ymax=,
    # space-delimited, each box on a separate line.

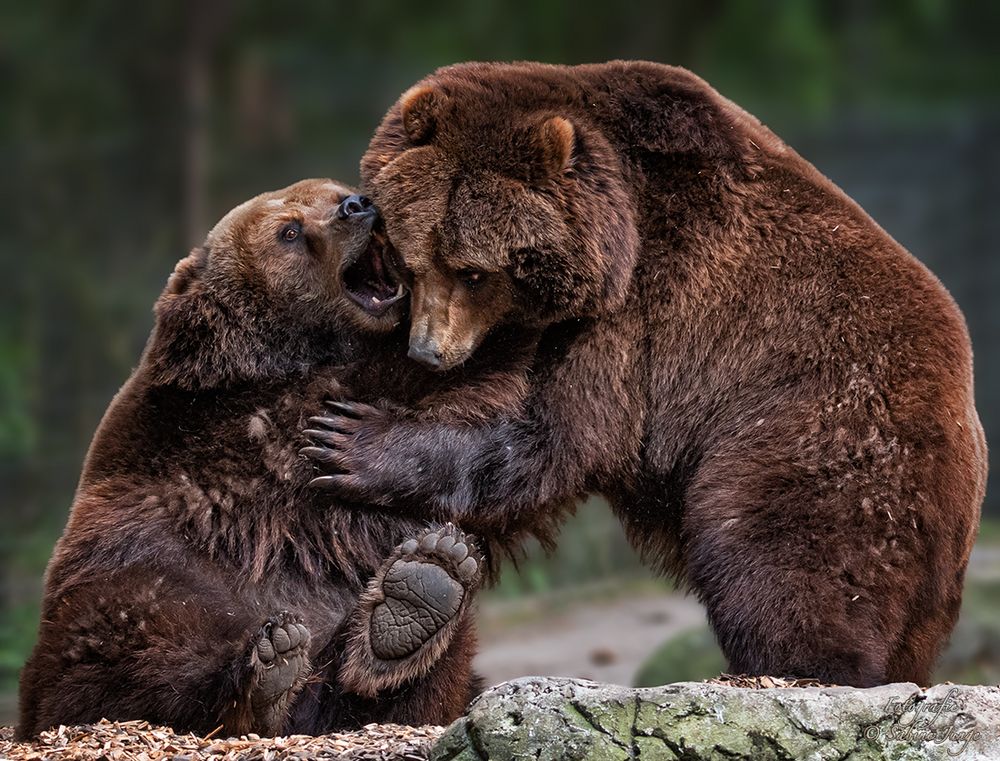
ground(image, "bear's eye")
xmin=280 ymin=222 xmax=302 ymax=243
xmin=457 ymin=268 xmax=487 ymax=288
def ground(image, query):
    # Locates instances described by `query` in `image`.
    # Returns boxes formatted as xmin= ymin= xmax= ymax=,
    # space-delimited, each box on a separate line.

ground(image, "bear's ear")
xmin=165 ymin=246 xmax=207 ymax=296
xmin=534 ymin=116 xmax=576 ymax=177
xmin=400 ymin=85 xmax=441 ymax=144
xmin=146 ymin=247 xmax=224 ymax=389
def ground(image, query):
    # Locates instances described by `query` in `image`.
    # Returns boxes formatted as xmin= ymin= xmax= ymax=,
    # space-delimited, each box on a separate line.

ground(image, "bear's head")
xmin=144 ymin=178 xmax=406 ymax=388
xmin=361 ymin=70 xmax=639 ymax=371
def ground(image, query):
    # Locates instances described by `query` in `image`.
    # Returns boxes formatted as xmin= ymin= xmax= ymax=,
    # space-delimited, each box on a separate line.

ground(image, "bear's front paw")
xmin=339 ymin=524 xmax=482 ymax=696
xmin=300 ymin=400 xmax=395 ymax=503
xmin=246 ymin=612 xmax=311 ymax=735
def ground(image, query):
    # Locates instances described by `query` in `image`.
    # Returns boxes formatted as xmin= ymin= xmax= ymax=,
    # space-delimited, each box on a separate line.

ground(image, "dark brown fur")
xmin=317 ymin=61 xmax=987 ymax=687
xmin=17 ymin=179 xmax=534 ymax=738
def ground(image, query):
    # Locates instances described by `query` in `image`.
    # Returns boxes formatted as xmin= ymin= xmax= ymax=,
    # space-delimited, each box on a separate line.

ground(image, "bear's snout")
xmin=408 ymin=337 xmax=444 ymax=370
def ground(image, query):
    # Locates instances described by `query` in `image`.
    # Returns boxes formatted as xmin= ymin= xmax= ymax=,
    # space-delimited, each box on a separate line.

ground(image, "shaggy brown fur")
xmin=17 ymin=179 xmax=534 ymax=739
xmin=309 ymin=62 xmax=987 ymax=687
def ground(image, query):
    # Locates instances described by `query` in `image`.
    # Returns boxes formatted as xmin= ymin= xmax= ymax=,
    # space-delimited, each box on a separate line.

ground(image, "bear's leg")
xmin=17 ymin=567 xmax=310 ymax=739
xmin=686 ymin=536 xmax=897 ymax=686
xmin=681 ymin=427 xmax=974 ymax=687
xmin=287 ymin=611 xmax=480 ymax=732
xmin=695 ymin=559 xmax=892 ymax=687
xmin=338 ymin=524 xmax=482 ymax=697
xmin=884 ymin=578 xmax=965 ymax=685
xmin=369 ymin=614 xmax=481 ymax=726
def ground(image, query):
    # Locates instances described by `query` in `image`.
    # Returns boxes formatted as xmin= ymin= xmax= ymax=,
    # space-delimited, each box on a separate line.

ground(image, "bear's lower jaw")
xmin=344 ymin=280 xmax=406 ymax=317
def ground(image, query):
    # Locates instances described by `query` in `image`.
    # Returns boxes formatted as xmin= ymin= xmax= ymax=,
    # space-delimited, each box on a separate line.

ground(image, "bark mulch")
xmin=0 ymin=721 xmax=445 ymax=760
xmin=707 ymin=673 xmax=833 ymax=689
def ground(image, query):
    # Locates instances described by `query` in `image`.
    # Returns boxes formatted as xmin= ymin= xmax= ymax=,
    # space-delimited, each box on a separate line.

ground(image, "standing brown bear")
xmin=16 ymin=179 xmax=533 ymax=739
xmin=306 ymin=62 xmax=988 ymax=687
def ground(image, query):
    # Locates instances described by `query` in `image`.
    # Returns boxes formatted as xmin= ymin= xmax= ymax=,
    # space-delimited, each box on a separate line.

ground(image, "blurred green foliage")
xmin=485 ymin=499 xmax=649 ymax=600
xmin=934 ymin=572 xmax=1000 ymax=685
xmin=2 ymin=0 xmax=999 ymax=712
xmin=634 ymin=627 xmax=728 ymax=687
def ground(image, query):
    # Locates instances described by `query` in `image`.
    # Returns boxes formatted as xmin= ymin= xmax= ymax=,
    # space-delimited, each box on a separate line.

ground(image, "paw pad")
xmin=369 ymin=526 xmax=481 ymax=661
xmin=251 ymin=612 xmax=311 ymax=717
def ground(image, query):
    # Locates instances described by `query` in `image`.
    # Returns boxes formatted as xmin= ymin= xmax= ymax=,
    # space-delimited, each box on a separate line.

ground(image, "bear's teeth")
xmin=372 ymin=296 xmax=381 ymax=305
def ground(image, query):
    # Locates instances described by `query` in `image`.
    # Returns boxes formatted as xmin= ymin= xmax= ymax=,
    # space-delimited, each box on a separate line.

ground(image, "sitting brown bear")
xmin=16 ymin=179 xmax=533 ymax=739
xmin=305 ymin=62 xmax=988 ymax=687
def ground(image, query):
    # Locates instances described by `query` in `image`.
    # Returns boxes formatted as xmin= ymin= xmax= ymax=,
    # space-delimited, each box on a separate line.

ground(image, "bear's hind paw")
xmin=245 ymin=613 xmax=311 ymax=735
xmin=339 ymin=525 xmax=481 ymax=696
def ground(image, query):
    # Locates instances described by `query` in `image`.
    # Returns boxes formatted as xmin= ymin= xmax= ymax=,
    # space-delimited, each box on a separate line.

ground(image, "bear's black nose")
xmin=408 ymin=339 xmax=444 ymax=370
xmin=337 ymin=194 xmax=374 ymax=219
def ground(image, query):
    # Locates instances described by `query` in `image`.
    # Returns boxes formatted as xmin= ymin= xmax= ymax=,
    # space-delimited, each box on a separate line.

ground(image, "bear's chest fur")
xmin=56 ymin=367 xmax=427 ymax=614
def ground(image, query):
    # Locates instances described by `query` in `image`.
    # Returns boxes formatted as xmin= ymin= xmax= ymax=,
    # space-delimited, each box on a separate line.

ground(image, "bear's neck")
xmin=140 ymin=290 xmax=352 ymax=391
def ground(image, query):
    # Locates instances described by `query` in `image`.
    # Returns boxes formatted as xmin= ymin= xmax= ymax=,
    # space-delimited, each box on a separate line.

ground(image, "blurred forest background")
xmin=2 ymin=1 xmax=999 ymax=723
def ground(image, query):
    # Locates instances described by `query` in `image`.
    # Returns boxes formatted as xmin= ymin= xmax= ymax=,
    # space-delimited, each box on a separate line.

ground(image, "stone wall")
xmin=430 ymin=677 xmax=1000 ymax=760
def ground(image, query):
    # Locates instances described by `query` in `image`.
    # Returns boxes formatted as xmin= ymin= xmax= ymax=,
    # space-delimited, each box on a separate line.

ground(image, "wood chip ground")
xmin=706 ymin=673 xmax=833 ymax=689
xmin=0 ymin=721 xmax=445 ymax=760
xmin=0 ymin=676 xmax=835 ymax=758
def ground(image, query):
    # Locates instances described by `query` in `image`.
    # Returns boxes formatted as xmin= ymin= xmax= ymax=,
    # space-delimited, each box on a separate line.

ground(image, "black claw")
xmin=306 ymin=415 xmax=338 ymax=430
xmin=309 ymin=415 xmax=358 ymax=435
xmin=324 ymin=400 xmax=367 ymax=418
xmin=299 ymin=446 xmax=338 ymax=463
xmin=303 ymin=429 xmax=340 ymax=447
xmin=309 ymin=475 xmax=341 ymax=490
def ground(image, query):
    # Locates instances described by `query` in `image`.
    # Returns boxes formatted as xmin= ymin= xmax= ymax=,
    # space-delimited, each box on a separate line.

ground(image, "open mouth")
xmin=341 ymin=231 xmax=407 ymax=317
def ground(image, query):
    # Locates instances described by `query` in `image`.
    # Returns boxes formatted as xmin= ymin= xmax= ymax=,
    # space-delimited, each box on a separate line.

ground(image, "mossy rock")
xmin=430 ymin=677 xmax=1000 ymax=760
